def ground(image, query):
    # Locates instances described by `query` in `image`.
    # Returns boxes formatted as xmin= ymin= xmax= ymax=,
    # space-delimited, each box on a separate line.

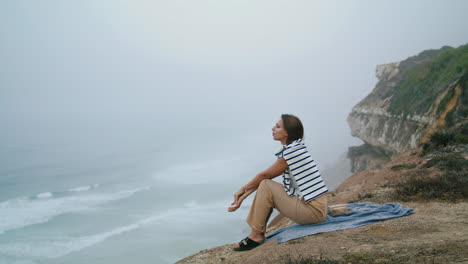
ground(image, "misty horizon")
xmin=2 ymin=1 xmax=468 ymax=168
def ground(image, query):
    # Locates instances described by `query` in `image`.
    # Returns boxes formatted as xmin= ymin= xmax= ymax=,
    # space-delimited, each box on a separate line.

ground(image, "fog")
xmin=1 ymin=0 xmax=468 ymax=167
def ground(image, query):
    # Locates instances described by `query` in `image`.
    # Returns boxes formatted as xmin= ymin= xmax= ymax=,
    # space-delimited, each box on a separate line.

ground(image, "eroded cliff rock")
xmin=347 ymin=44 xmax=467 ymax=172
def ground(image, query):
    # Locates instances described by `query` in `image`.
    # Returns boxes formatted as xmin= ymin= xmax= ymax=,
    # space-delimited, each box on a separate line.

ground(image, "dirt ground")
xmin=177 ymin=148 xmax=468 ymax=264
xmin=177 ymin=201 xmax=468 ymax=264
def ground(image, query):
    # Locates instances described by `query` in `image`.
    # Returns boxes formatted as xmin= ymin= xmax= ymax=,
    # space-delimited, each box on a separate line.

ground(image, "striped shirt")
xmin=275 ymin=139 xmax=328 ymax=202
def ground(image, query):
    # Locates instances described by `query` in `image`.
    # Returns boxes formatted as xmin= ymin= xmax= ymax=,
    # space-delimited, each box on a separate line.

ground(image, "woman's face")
xmin=272 ymin=119 xmax=288 ymax=144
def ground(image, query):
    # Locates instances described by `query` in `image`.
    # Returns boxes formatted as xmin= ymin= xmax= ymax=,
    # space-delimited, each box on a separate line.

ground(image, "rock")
xmin=347 ymin=44 xmax=468 ymax=171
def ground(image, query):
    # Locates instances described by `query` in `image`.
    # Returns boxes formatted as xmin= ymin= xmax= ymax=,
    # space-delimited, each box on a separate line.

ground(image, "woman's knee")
xmin=258 ymin=179 xmax=272 ymax=190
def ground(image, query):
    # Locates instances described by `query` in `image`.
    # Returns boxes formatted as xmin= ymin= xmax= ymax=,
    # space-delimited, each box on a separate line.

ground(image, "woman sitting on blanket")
xmin=228 ymin=114 xmax=329 ymax=251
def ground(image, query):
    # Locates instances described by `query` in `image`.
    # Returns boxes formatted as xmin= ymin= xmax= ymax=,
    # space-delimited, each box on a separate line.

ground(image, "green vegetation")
xmin=393 ymin=151 xmax=468 ymax=202
xmin=446 ymin=76 xmax=468 ymax=127
xmin=423 ymin=153 xmax=468 ymax=171
xmin=394 ymin=170 xmax=467 ymax=202
xmin=422 ymin=127 xmax=468 ymax=154
xmin=426 ymin=132 xmax=455 ymax=147
xmin=453 ymin=126 xmax=468 ymax=144
xmin=437 ymin=87 xmax=455 ymax=114
xmin=388 ymin=44 xmax=468 ymax=117
xmin=392 ymin=127 xmax=468 ymax=202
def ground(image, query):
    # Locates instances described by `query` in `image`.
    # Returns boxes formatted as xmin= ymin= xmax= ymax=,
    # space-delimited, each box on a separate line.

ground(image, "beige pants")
xmin=246 ymin=179 xmax=328 ymax=233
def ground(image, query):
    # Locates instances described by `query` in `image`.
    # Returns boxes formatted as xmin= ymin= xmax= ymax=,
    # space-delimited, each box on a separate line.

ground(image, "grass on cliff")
xmin=393 ymin=150 xmax=468 ymax=202
xmin=393 ymin=129 xmax=468 ymax=202
xmin=422 ymin=126 xmax=468 ymax=154
xmin=388 ymin=44 xmax=468 ymax=117
xmin=394 ymin=170 xmax=468 ymax=202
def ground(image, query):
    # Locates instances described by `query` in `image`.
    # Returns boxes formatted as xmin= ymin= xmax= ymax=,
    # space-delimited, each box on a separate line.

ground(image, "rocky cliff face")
xmin=347 ymin=44 xmax=467 ymax=172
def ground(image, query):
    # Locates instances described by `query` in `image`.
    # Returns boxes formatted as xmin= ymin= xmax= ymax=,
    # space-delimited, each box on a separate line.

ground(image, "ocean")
xmin=0 ymin=115 xmax=344 ymax=264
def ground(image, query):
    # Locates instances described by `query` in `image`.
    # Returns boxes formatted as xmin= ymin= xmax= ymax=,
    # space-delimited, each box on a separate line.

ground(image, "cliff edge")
xmin=347 ymin=44 xmax=467 ymax=172
xmin=177 ymin=45 xmax=468 ymax=263
xmin=177 ymin=144 xmax=468 ymax=264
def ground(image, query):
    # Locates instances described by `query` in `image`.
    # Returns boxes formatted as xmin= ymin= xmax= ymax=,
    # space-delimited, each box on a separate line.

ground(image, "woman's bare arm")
xmin=228 ymin=157 xmax=288 ymax=212
xmin=242 ymin=157 xmax=288 ymax=191
xmin=228 ymin=188 xmax=255 ymax=212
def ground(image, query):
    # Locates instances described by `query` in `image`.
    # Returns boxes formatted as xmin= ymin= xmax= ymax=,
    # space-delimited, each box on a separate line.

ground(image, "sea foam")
xmin=36 ymin=192 xmax=53 ymax=199
xmin=67 ymin=184 xmax=99 ymax=192
xmin=0 ymin=199 xmax=231 ymax=259
xmin=0 ymin=187 xmax=147 ymax=235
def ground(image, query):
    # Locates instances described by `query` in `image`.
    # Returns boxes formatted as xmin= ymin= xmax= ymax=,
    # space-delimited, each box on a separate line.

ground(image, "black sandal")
xmin=233 ymin=237 xmax=263 ymax=251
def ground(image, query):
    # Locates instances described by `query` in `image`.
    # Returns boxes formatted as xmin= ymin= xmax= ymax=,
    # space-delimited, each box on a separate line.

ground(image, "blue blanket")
xmin=266 ymin=202 xmax=414 ymax=243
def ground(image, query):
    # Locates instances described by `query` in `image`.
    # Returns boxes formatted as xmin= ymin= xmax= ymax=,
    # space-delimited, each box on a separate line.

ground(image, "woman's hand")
xmin=228 ymin=188 xmax=254 ymax=212
xmin=228 ymin=158 xmax=287 ymax=212
xmin=228 ymin=188 xmax=245 ymax=212
xmin=232 ymin=188 xmax=245 ymax=205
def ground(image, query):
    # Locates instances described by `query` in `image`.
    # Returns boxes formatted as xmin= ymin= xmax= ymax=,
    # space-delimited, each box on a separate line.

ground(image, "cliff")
xmin=177 ymin=144 xmax=468 ymax=264
xmin=177 ymin=44 xmax=468 ymax=264
xmin=347 ymin=44 xmax=468 ymax=172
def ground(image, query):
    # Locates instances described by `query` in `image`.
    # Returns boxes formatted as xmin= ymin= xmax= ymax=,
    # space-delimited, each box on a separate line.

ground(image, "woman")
xmin=228 ymin=114 xmax=328 ymax=251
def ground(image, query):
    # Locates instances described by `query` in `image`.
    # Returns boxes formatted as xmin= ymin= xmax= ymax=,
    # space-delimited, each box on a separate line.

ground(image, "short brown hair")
xmin=281 ymin=114 xmax=304 ymax=145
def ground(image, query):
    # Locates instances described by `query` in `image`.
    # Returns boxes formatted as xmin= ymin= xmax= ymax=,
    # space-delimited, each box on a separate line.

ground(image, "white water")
xmin=0 ymin=187 xmax=146 ymax=235
xmin=0 ymin=119 xmax=287 ymax=263
xmin=0 ymin=111 xmax=351 ymax=264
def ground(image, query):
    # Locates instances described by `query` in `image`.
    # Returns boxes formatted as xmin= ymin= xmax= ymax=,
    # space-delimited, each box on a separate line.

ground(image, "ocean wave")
xmin=0 ymin=199 xmax=232 ymax=259
xmin=36 ymin=192 xmax=53 ymax=199
xmin=67 ymin=184 xmax=99 ymax=192
xmin=0 ymin=223 xmax=142 ymax=259
xmin=29 ymin=184 xmax=99 ymax=201
xmin=0 ymin=187 xmax=147 ymax=235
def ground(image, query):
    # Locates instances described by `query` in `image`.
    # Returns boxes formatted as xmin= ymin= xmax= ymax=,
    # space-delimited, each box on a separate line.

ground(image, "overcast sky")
xmin=1 ymin=0 xmax=467 ymax=166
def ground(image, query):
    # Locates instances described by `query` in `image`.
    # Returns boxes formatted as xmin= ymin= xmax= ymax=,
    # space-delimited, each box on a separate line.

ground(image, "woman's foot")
xmin=233 ymin=231 xmax=265 ymax=251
